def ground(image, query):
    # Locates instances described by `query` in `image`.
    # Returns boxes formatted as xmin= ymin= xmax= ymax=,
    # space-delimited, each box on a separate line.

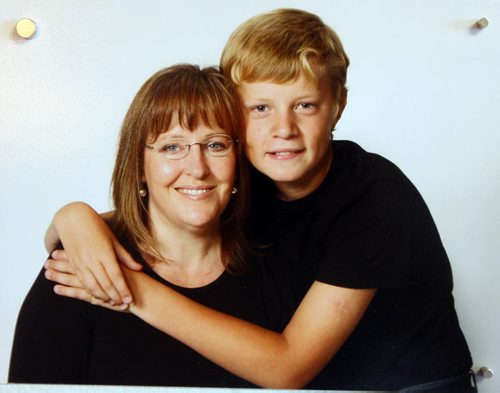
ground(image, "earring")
xmin=139 ymin=188 xmax=148 ymax=197
xmin=232 ymin=187 xmax=238 ymax=195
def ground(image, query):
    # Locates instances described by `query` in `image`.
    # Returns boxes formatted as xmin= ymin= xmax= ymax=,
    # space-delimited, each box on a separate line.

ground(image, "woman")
xmin=8 ymin=64 xmax=280 ymax=387
xmin=40 ymin=9 xmax=475 ymax=392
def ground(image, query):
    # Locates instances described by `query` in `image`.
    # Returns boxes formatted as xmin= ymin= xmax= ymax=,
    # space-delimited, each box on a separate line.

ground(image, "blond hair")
xmin=220 ymin=8 xmax=349 ymax=101
xmin=110 ymin=64 xmax=252 ymax=273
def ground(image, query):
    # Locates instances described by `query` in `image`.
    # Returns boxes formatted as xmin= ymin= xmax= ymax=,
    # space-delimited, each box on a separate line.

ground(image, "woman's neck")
xmin=146 ymin=219 xmax=225 ymax=288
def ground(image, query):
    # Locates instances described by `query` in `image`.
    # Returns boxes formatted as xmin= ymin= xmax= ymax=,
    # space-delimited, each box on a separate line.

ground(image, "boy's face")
xmin=239 ymin=74 xmax=344 ymax=200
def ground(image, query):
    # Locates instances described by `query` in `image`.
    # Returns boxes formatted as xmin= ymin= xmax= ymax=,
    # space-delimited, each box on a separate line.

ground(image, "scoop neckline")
xmin=145 ymin=265 xmax=229 ymax=292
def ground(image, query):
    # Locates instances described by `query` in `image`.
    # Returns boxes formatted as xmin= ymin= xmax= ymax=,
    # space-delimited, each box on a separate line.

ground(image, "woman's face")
xmin=143 ymin=121 xmax=236 ymax=233
xmin=239 ymin=74 xmax=344 ymax=200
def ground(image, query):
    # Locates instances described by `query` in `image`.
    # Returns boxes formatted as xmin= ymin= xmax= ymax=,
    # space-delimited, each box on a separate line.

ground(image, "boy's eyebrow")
xmin=294 ymin=93 xmax=322 ymax=101
xmin=242 ymin=100 xmax=269 ymax=105
xmin=242 ymin=93 xmax=322 ymax=104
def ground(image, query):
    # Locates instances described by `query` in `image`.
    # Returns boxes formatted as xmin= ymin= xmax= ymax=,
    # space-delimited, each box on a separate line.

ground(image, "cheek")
xmin=144 ymin=159 xmax=178 ymax=185
xmin=202 ymin=153 xmax=237 ymax=186
xmin=243 ymin=124 xmax=262 ymax=156
xmin=313 ymin=115 xmax=334 ymax=143
xmin=220 ymin=156 xmax=237 ymax=183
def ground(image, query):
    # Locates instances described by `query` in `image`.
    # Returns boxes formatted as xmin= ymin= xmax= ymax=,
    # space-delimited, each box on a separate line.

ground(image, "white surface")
xmin=0 ymin=386 xmax=386 ymax=393
xmin=1 ymin=1 xmax=499 ymax=392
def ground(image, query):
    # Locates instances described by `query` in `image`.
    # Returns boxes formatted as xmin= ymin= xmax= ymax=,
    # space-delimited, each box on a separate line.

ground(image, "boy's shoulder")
xmin=331 ymin=139 xmax=410 ymax=191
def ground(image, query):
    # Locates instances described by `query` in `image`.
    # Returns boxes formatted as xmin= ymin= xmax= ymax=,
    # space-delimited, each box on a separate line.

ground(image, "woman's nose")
xmin=183 ymin=145 xmax=210 ymax=178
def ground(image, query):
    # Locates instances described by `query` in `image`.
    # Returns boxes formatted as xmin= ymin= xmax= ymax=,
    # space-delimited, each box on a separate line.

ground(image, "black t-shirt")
xmin=250 ymin=140 xmax=473 ymax=390
xmin=9 ymin=258 xmax=279 ymax=387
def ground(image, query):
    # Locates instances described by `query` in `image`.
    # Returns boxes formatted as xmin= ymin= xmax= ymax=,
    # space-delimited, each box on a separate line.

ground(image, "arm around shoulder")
xmin=44 ymin=202 xmax=102 ymax=252
xmin=44 ymin=201 xmax=141 ymax=304
xmin=127 ymin=274 xmax=375 ymax=388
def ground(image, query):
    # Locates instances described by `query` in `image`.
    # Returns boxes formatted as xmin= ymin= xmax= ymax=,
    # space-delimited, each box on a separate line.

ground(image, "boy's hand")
xmin=44 ymin=257 xmax=129 ymax=312
xmin=48 ymin=202 xmax=142 ymax=305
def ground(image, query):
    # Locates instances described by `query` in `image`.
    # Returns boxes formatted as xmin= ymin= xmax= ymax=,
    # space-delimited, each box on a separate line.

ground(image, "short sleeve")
xmin=317 ymin=180 xmax=412 ymax=289
xmin=9 ymin=266 xmax=92 ymax=383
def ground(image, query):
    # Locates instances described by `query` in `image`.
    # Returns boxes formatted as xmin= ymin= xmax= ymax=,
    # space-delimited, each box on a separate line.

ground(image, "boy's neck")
xmin=275 ymin=144 xmax=333 ymax=201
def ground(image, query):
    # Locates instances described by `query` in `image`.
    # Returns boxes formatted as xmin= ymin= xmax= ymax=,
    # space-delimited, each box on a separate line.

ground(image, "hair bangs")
xmin=221 ymin=9 xmax=349 ymax=100
xmin=146 ymin=70 xmax=238 ymax=142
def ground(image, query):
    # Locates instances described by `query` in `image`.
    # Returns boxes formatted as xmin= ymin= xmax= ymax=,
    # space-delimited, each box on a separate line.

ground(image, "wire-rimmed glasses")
xmin=144 ymin=134 xmax=237 ymax=160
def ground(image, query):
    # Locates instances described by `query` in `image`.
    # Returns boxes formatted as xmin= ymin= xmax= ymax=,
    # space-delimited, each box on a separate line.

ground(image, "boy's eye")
xmin=252 ymin=105 xmax=269 ymax=113
xmin=296 ymin=102 xmax=315 ymax=110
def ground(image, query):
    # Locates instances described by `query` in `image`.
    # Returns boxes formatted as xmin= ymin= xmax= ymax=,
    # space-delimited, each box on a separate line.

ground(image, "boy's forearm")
xmin=44 ymin=219 xmax=60 ymax=253
xmin=125 ymin=270 xmax=311 ymax=388
xmin=44 ymin=202 xmax=112 ymax=253
xmin=125 ymin=272 xmax=373 ymax=388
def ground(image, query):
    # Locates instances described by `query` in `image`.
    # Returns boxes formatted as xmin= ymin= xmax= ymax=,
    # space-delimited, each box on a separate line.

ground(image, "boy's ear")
xmin=331 ymin=94 xmax=347 ymax=130
xmin=336 ymin=93 xmax=347 ymax=122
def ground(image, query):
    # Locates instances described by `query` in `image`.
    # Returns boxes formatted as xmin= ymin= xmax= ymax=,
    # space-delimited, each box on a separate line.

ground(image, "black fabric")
xmin=8 ymin=258 xmax=279 ymax=387
xmin=250 ymin=140 xmax=473 ymax=390
xmin=399 ymin=371 xmax=477 ymax=393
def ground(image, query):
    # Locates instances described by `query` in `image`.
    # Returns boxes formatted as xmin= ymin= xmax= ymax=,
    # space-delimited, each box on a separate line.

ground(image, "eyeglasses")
xmin=144 ymin=134 xmax=237 ymax=160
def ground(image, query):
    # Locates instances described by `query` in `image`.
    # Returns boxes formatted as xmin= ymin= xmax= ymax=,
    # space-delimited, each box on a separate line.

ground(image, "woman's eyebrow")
xmin=156 ymin=132 xmax=188 ymax=142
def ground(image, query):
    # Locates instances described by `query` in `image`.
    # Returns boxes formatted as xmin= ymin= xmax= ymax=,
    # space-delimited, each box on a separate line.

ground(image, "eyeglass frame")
xmin=144 ymin=133 xmax=238 ymax=160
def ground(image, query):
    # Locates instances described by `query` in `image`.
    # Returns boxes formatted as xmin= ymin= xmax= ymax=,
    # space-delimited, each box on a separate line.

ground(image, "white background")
xmin=1 ymin=1 xmax=499 ymax=391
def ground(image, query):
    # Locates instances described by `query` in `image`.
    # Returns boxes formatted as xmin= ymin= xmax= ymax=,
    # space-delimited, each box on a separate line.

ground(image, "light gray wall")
xmin=1 ymin=1 xmax=499 ymax=391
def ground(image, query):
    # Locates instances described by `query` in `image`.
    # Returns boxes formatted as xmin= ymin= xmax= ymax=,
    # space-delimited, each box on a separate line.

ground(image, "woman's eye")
xmin=206 ymin=141 xmax=226 ymax=151
xmin=160 ymin=144 xmax=182 ymax=153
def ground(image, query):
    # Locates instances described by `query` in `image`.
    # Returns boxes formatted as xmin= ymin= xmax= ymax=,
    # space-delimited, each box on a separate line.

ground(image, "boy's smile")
xmin=239 ymin=74 xmax=344 ymax=200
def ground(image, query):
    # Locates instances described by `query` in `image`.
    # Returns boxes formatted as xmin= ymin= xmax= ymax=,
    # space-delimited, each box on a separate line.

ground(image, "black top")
xmin=9 ymin=259 xmax=280 ymax=387
xmin=250 ymin=140 xmax=473 ymax=390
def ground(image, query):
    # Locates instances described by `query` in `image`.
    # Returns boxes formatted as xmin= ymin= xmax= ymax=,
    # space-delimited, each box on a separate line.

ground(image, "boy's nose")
xmin=273 ymin=110 xmax=299 ymax=139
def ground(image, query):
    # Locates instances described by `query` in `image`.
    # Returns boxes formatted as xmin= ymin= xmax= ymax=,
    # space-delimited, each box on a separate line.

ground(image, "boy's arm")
xmin=45 ymin=259 xmax=375 ymax=388
xmin=131 ymin=277 xmax=375 ymax=388
xmin=45 ymin=202 xmax=142 ymax=304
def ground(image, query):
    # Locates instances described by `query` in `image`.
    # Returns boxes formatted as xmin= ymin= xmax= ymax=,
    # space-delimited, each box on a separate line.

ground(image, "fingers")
xmin=113 ymin=240 xmax=142 ymax=303
xmin=48 ymin=250 xmax=111 ymax=300
xmin=49 ymin=237 xmax=136 ymax=304
xmin=97 ymin=300 xmax=130 ymax=312
xmin=115 ymin=241 xmax=143 ymax=271
xmin=44 ymin=266 xmax=122 ymax=310
xmin=79 ymin=265 xmax=119 ymax=304
xmin=49 ymin=250 xmax=127 ymax=305
xmin=47 ymin=251 xmax=111 ymax=300
xmin=44 ymin=258 xmax=74 ymax=274
xmin=100 ymin=262 xmax=134 ymax=305
xmin=52 ymin=285 xmax=129 ymax=312
xmin=45 ymin=269 xmax=83 ymax=288
xmin=53 ymin=284 xmax=91 ymax=302
xmin=50 ymin=249 xmax=69 ymax=264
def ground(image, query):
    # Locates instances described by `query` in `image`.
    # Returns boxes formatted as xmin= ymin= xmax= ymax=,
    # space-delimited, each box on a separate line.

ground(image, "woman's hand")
xmin=44 ymin=254 xmax=129 ymax=312
xmin=45 ymin=202 xmax=143 ymax=305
